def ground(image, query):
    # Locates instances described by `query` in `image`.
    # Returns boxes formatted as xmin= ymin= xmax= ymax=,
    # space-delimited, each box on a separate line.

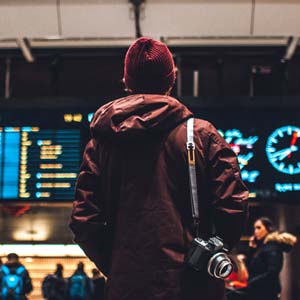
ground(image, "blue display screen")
xmin=196 ymin=108 xmax=300 ymax=201
xmin=0 ymin=110 xmax=87 ymax=201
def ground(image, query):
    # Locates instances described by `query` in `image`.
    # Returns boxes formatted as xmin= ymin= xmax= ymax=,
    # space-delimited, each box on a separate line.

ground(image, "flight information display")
xmin=0 ymin=106 xmax=299 ymax=202
xmin=0 ymin=127 xmax=80 ymax=200
xmin=199 ymin=107 xmax=300 ymax=202
xmin=0 ymin=110 xmax=87 ymax=202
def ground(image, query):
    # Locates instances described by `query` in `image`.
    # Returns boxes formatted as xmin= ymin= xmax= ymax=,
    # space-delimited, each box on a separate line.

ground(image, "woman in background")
xmin=246 ymin=217 xmax=297 ymax=300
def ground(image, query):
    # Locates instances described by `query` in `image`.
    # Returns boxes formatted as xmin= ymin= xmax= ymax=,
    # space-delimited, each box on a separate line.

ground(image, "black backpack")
xmin=42 ymin=274 xmax=65 ymax=300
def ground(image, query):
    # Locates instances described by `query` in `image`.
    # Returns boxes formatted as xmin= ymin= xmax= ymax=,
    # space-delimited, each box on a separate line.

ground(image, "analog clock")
xmin=266 ymin=126 xmax=300 ymax=175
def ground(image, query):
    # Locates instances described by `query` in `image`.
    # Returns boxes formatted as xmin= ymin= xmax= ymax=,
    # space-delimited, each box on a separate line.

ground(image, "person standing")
xmin=67 ymin=262 xmax=93 ymax=300
xmin=91 ymin=269 xmax=105 ymax=300
xmin=70 ymin=37 xmax=248 ymax=300
xmin=42 ymin=263 xmax=66 ymax=300
xmin=0 ymin=253 xmax=33 ymax=300
xmin=245 ymin=217 xmax=297 ymax=300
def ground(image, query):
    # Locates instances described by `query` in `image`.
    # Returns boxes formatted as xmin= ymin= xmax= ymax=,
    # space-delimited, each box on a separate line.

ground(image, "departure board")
xmin=0 ymin=108 xmax=93 ymax=202
xmin=0 ymin=127 xmax=80 ymax=200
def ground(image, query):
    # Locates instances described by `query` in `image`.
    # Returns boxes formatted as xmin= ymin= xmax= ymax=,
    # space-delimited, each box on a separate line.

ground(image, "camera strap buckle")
xmin=186 ymin=142 xmax=196 ymax=166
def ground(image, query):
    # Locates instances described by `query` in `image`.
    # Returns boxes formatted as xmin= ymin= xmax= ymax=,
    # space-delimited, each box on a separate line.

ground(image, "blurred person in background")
xmin=42 ymin=263 xmax=66 ymax=300
xmin=70 ymin=37 xmax=248 ymax=300
xmin=67 ymin=262 xmax=93 ymax=300
xmin=225 ymin=254 xmax=248 ymax=300
xmin=0 ymin=253 xmax=33 ymax=300
xmin=91 ymin=269 xmax=105 ymax=300
xmin=226 ymin=254 xmax=248 ymax=289
xmin=244 ymin=217 xmax=297 ymax=300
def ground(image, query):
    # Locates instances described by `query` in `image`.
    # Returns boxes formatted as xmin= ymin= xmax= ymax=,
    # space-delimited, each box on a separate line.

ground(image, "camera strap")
xmin=186 ymin=118 xmax=200 ymax=237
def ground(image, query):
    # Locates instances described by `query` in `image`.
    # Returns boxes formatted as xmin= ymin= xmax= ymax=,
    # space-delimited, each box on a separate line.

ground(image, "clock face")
xmin=266 ymin=126 xmax=300 ymax=175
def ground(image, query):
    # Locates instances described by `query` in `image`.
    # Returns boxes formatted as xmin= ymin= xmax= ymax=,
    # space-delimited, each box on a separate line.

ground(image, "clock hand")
xmin=288 ymin=132 xmax=298 ymax=158
xmin=272 ymin=147 xmax=292 ymax=158
xmin=278 ymin=146 xmax=298 ymax=160
xmin=271 ymin=146 xmax=298 ymax=161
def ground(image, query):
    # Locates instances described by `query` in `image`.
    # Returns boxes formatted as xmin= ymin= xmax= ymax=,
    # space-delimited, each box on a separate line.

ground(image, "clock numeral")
xmin=277 ymin=131 xmax=284 ymax=138
xmin=270 ymin=137 xmax=278 ymax=144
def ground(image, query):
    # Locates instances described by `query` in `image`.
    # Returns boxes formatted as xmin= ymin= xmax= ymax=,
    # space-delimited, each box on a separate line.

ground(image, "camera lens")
xmin=207 ymin=252 xmax=233 ymax=279
xmin=216 ymin=260 xmax=233 ymax=278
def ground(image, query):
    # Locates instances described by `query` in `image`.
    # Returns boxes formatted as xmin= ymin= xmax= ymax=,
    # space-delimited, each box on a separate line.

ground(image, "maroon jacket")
xmin=70 ymin=94 xmax=248 ymax=300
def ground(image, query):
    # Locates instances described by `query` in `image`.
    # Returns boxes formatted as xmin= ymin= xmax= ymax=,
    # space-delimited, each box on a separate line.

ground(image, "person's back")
xmin=42 ymin=264 xmax=66 ymax=300
xmin=68 ymin=263 xmax=93 ymax=300
xmin=0 ymin=253 xmax=33 ymax=300
xmin=70 ymin=37 xmax=248 ymax=300
xmin=91 ymin=269 xmax=105 ymax=300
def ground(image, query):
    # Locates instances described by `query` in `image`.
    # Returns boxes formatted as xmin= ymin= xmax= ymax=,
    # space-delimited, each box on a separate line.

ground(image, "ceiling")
xmin=0 ymin=0 xmax=300 ymax=48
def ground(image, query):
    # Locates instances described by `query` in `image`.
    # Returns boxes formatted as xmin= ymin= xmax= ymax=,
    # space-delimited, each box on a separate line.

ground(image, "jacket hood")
xmin=264 ymin=231 xmax=297 ymax=252
xmin=90 ymin=94 xmax=193 ymax=139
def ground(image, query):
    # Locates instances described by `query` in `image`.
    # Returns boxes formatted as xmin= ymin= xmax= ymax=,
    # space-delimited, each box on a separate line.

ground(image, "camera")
xmin=185 ymin=236 xmax=233 ymax=279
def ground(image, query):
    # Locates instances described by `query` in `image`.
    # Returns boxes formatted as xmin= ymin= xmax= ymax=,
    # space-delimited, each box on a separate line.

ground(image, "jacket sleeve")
xmin=69 ymin=139 xmax=110 ymax=275
xmin=23 ymin=269 xmax=33 ymax=294
xmin=247 ymin=249 xmax=283 ymax=288
xmin=204 ymin=123 xmax=249 ymax=249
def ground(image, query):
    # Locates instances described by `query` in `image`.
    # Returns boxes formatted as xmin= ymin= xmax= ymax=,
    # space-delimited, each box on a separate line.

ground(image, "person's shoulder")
xmin=5 ymin=262 xmax=25 ymax=270
xmin=194 ymin=118 xmax=228 ymax=146
xmin=45 ymin=274 xmax=57 ymax=280
xmin=194 ymin=118 xmax=218 ymax=133
xmin=262 ymin=241 xmax=282 ymax=254
xmin=92 ymin=95 xmax=135 ymax=121
xmin=18 ymin=263 xmax=26 ymax=269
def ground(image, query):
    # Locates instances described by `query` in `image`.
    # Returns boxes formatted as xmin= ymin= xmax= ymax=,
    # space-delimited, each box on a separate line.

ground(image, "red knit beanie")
xmin=124 ymin=37 xmax=176 ymax=94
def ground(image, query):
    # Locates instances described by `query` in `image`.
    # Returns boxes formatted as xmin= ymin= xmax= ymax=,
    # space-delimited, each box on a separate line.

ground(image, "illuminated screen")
xmin=0 ymin=110 xmax=87 ymax=201
xmin=196 ymin=107 xmax=300 ymax=201
xmin=0 ymin=106 xmax=299 ymax=202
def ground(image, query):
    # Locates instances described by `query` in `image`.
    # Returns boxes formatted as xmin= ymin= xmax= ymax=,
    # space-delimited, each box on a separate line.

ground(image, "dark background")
xmin=0 ymin=45 xmax=299 ymax=99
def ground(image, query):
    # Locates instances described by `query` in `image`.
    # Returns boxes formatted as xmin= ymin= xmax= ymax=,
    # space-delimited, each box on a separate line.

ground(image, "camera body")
xmin=185 ymin=236 xmax=233 ymax=279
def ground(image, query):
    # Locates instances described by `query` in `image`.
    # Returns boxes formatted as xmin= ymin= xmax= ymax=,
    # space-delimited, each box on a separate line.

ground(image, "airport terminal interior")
xmin=1 ymin=1 xmax=300 ymax=299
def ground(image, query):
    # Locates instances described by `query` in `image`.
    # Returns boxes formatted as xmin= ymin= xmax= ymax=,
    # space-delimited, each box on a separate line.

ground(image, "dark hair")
xmin=7 ymin=253 xmax=19 ymax=261
xmin=77 ymin=262 xmax=84 ymax=271
xmin=55 ymin=263 xmax=63 ymax=277
xmin=255 ymin=217 xmax=276 ymax=233
xmin=92 ymin=268 xmax=100 ymax=277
